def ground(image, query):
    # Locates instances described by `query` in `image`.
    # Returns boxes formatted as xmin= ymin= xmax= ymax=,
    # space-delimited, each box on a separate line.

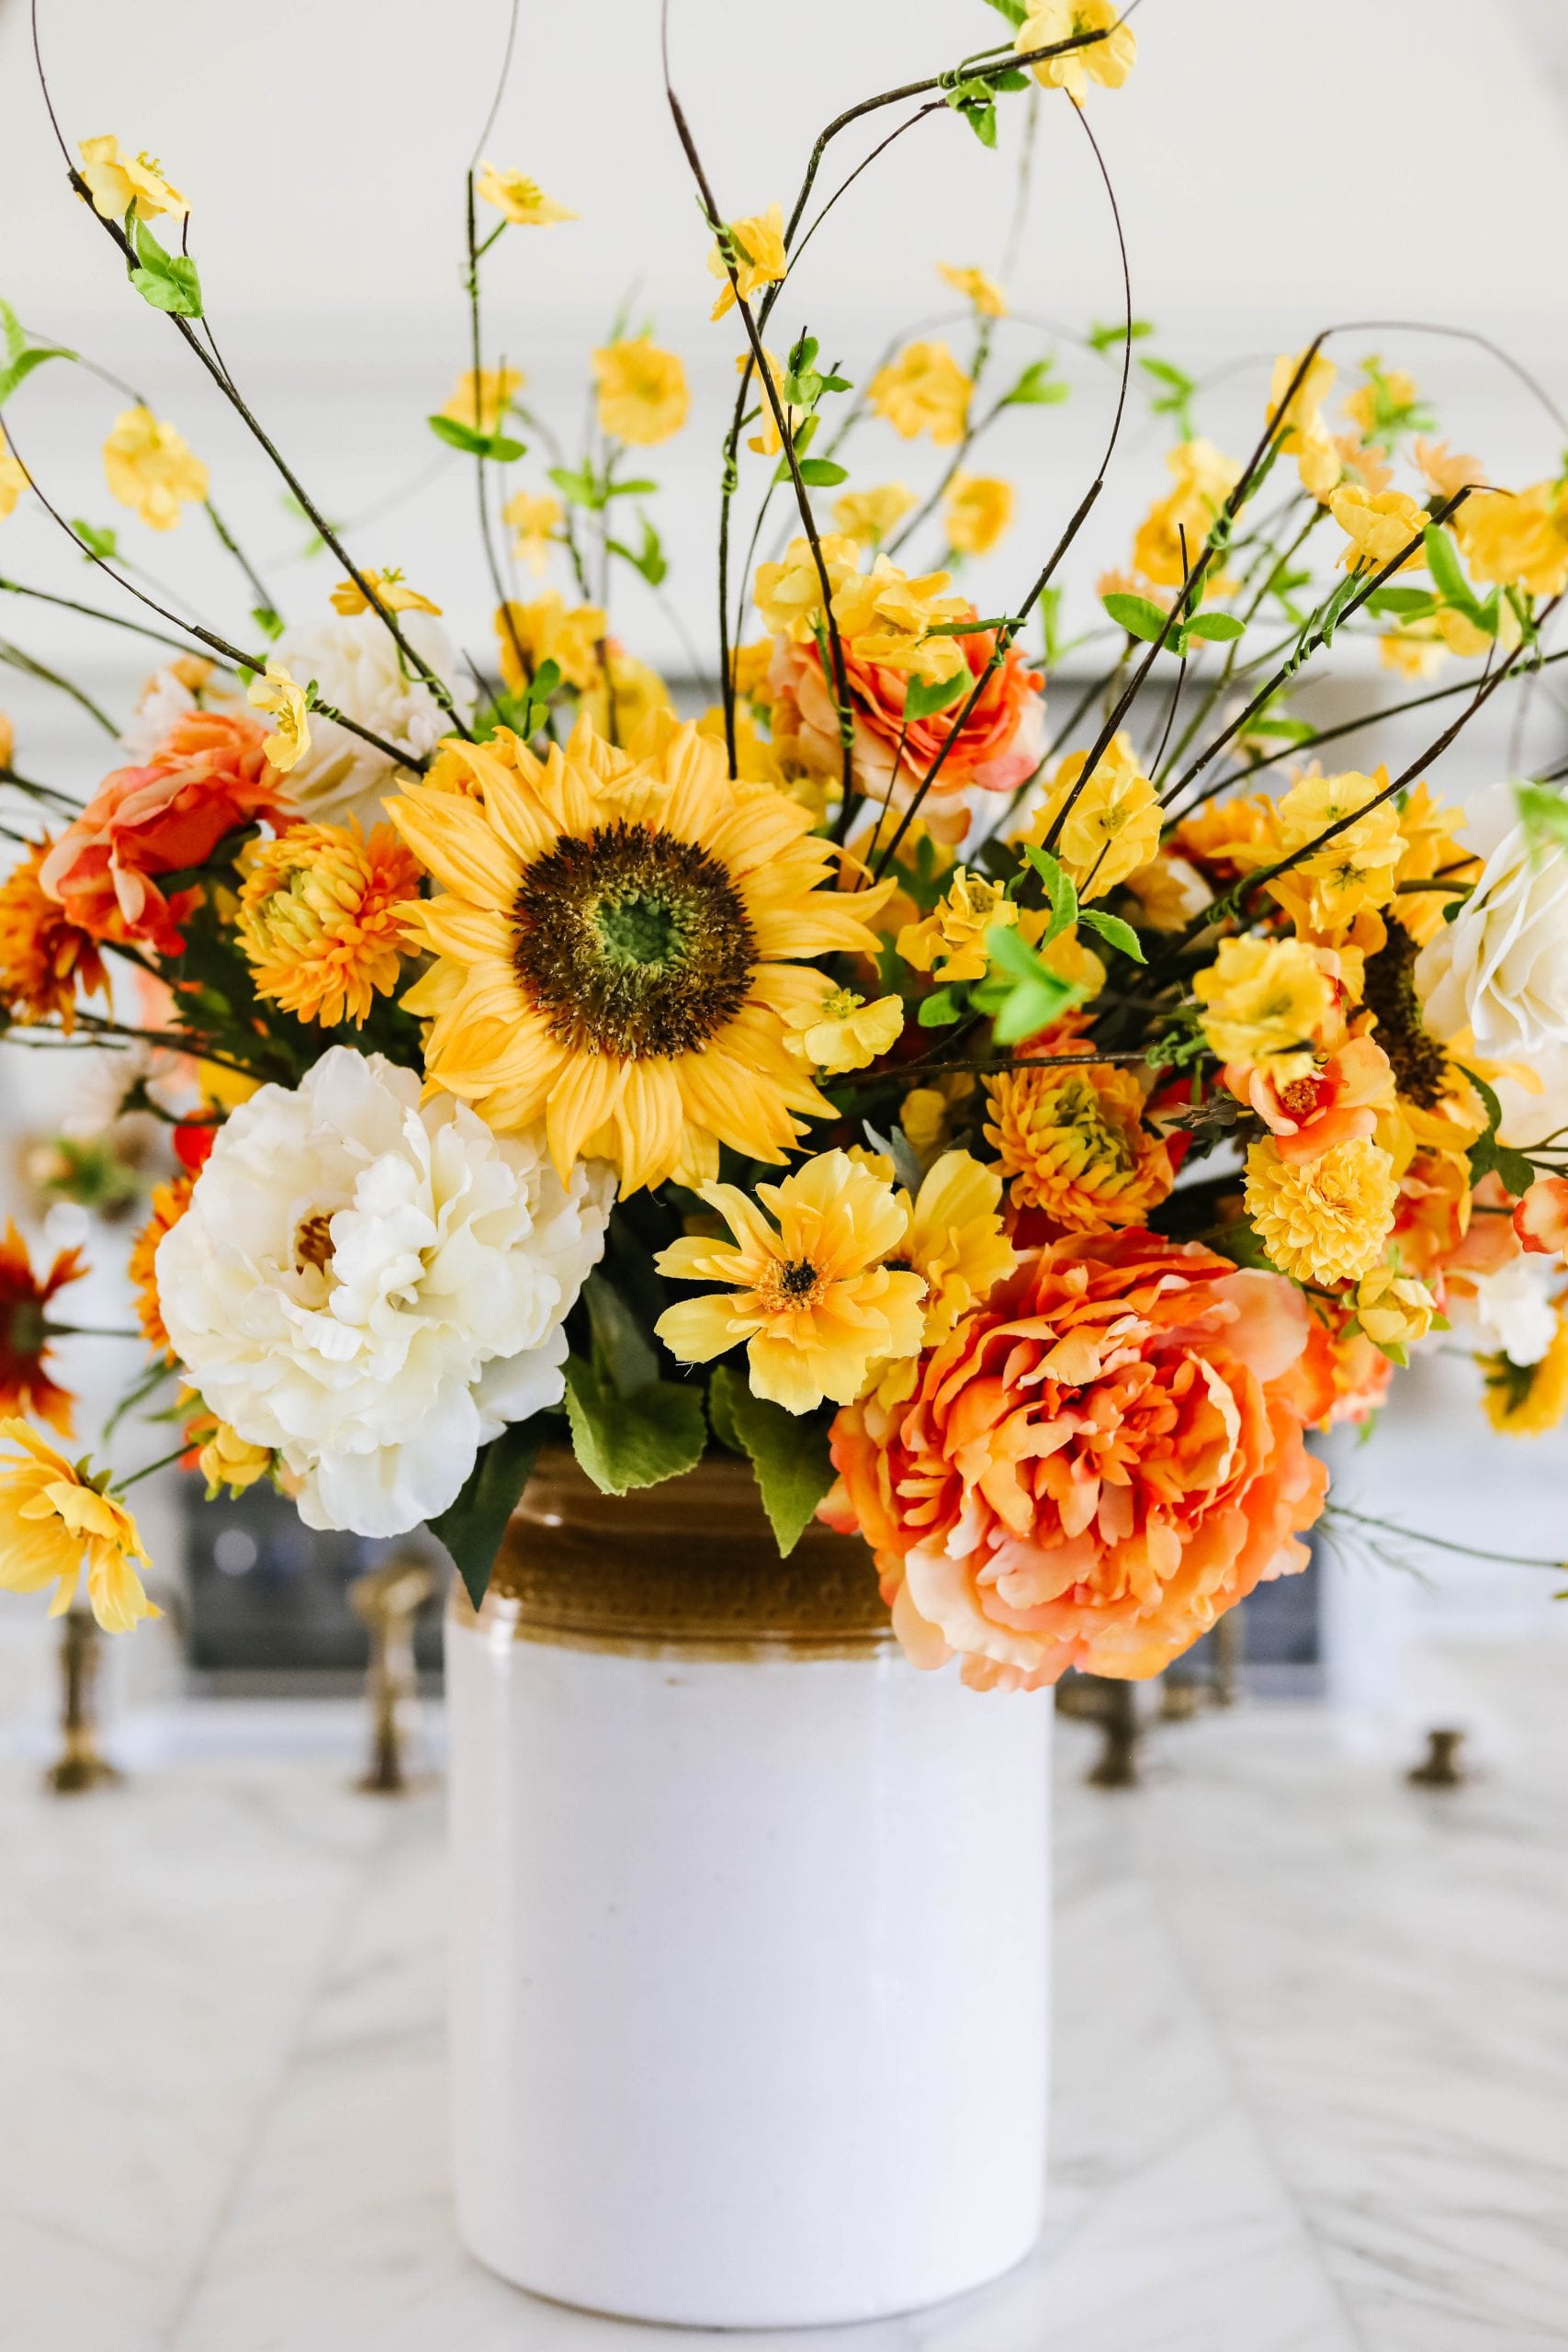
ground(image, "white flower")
xmin=118 ymin=665 xmax=199 ymax=762
xmin=1416 ymin=782 xmax=1568 ymax=1057
xmin=1447 ymin=1253 xmax=1557 ymax=1367
xmin=156 ymin=1048 xmax=612 ymax=1538
xmin=268 ymin=611 xmax=476 ymax=831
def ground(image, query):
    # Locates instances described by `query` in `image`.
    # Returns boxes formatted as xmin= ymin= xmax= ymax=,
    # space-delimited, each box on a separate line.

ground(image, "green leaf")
xmin=707 ymin=1363 xmax=836 ymax=1557
xmin=1458 ymin=1063 xmax=1535 ymax=1197
xmin=1021 ymin=842 xmax=1077 ymax=944
xmin=129 ymin=219 xmax=203 ymax=318
xmin=582 ymin=1270 xmax=660 ymax=1396
xmin=1182 ymin=610 xmax=1245 ymax=644
xmin=607 ymin=514 xmax=667 ymax=587
xmin=917 ymin=985 xmax=964 ymax=1028
xmin=604 ymin=476 xmax=659 ymax=498
xmin=904 ymin=666 xmax=970 ymax=721
xmin=1365 ymin=585 xmax=1438 ymax=619
xmin=428 ymin=413 xmax=525 ymax=462
xmin=71 ymin=518 xmax=118 ymax=561
xmin=1089 ymin=317 xmax=1154 ymax=352
xmin=563 ymin=1356 xmax=707 ymax=1496
xmin=1077 ymin=907 xmax=1146 ymax=962
xmin=250 ymin=605 xmax=284 ymax=641
xmin=1000 ymin=357 xmax=1069 ymax=409
xmin=980 ymin=0 xmax=1027 ymax=23
xmin=1516 ymin=782 xmax=1568 ymax=851
xmin=1423 ymin=524 xmax=1488 ymax=627
xmin=795 ymin=457 xmax=848 ymax=487
xmin=0 ymin=300 xmax=21 ymax=368
xmin=0 ymin=343 xmax=77 ymax=404
xmin=428 ymin=1417 xmax=549 ymax=1610
xmin=1102 ymin=591 xmax=1169 ymax=645
xmin=979 ymin=922 xmax=1079 ymax=1046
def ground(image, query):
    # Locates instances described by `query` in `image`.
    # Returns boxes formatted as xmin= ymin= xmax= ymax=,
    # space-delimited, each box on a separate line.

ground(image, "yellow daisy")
xmin=0 ymin=1419 xmax=158 ymax=1634
xmin=388 ymin=715 xmax=894 ymax=1194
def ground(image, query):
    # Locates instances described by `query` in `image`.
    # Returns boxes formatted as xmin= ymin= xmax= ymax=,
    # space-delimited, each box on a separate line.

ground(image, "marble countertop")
xmin=2 ymin=1648 xmax=1565 ymax=2352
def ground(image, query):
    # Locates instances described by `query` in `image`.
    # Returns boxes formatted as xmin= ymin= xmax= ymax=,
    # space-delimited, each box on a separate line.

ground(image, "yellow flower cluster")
xmin=1192 ymin=936 xmax=1333 ymax=1080
xmin=868 ymin=341 xmax=972 ymax=446
xmin=1022 ymin=732 xmax=1160 ymax=901
xmin=103 ymin=406 xmax=208 ymax=531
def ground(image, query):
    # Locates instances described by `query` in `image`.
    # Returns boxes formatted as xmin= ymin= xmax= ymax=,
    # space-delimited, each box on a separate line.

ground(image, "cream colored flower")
xmin=102 ymin=406 xmax=208 ymax=531
xmin=246 ymin=662 xmax=310 ymax=775
xmin=270 ymin=611 xmax=474 ymax=831
xmin=945 ymin=472 xmax=1014 ymax=558
xmin=937 ymin=263 xmax=1008 ymax=318
xmin=832 ymin=482 xmax=917 ymax=548
xmin=1416 ymin=781 xmax=1568 ymax=1056
xmin=592 ymin=337 xmax=689 ymax=447
xmin=708 ymin=203 xmax=787 ymax=320
xmin=868 ymin=342 xmax=972 ymax=446
xmin=78 ymin=135 xmax=186 ymax=221
xmin=475 ymin=163 xmax=575 ymax=227
xmin=784 ymin=985 xmax=904 ymax=1075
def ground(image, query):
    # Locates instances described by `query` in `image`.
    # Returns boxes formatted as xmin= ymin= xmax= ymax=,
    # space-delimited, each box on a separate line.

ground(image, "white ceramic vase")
xmin=446 ymin=1452 xmax=1053 ymax=2331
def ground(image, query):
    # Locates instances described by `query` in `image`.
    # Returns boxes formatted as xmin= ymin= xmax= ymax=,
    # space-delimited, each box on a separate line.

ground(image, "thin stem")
xmin=0 ymin=637 xmax=117 ymax=736
xmin=117 ymin=1442 xmax=193 ymax=1491
xmin=203 ymin=500 xmax=277 ymax=619
xmin=1325 ymin=1504 xmax=1565 ymax=1575
xmin=467 ymin=169 xmax=532 ymax=695
xmin=0 ymin=572 xmax=240 ymax=669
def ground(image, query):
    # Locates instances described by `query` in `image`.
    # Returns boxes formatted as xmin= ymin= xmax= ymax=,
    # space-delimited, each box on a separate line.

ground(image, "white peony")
xmin=268 ymin=610 xmax=476 ymax=831
xmin=1446 ymin=1253 xmax=1557 ymax=1366
xmin=118 ymin=664 xmax=200 ymax=761
xmin=156 ymin=1048 xmax=613 ymax=1537
xmin=1415 ymin=782 xmax=1568 ymax=1057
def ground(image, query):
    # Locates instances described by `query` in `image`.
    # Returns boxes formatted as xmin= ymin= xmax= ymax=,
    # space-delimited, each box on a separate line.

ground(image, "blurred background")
xmin=2 ymin=0 xmax=1567 ymax=1733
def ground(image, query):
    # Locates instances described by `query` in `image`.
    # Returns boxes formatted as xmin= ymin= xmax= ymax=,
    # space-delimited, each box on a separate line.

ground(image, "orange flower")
xmin=238 ymin=820 xmax=421 ymax=1028
xmin=0 ymin=841 xmax=109 ymax=1032
xmin=1301 ymin=1295 xmax=1394 ymax=1430
xmin=39 ymin=709 xmax=288 ymax=956
xmin=0 ymin=1219 xmax=86 ymax=1437
xmin=1224 ymin=1033 xmax=1394 ymax=1166
xmin=822 ymin=1230 xmax=1330 ymax=1688
xmin=129 ymin=1176 xmax=193 ymax=1359
xmin=984 ymin=1061 xmax=1174 ymax=1228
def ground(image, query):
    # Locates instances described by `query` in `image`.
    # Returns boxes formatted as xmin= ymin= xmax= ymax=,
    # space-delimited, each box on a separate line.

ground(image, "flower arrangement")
xmin=3 ymin=2 xmax=1566 ymax=1679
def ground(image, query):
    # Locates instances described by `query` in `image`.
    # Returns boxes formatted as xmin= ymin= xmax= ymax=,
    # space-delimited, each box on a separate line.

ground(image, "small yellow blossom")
xmin=937 ymin=262 xmax=1008 ymax=318
xmin=1266 ymin=346 xmax=1337 ymax=445
xmin=784 ymin=985 xmax=904 ymax=1075
xmin=1343 ymin=367 xmax=1419 ymax=442
xmin=833 ymin=557 xmax=969 ymax=683
xmin=239 ymin=819 xmax=421 ymax=1028
xmin=752 ymin=533 xmax=862 ymax=642
xmin=1416 ymin=439 xmax=1485 ymax=503
xmin=833 ymin=482 xmax=917 ymax=549
xmin=708 ymin=203 xmax=787 ymax=320
xmin=1015 ymin=0 xmax=1137 ymax=102
xmin=0 ymin=428 xmax=27 ymax=523
xmin=181 ymin=1396 xmax=274 ymax=1499
xmin=329 ymin=570 xmax=442 ymax=617
xmin=502 ymin=490 xmax=563 ymax=576
xmin=246 ymin=662 xmax=311 ymax=775
xmin=0 ymin=1419 xmax=158 ymax=1634
xmin=592 ymin=336 xmax=689 ymax=447
xmin=0 ymin=710 xmax=12 ymax=770
xmin=1481 ymin=1303 xmax=1568 ymax=1435
xmin=945 ymin=472 xmax=1014 ymax=558
xmin=474 ymin=163 xmax=575 ymax=227
xmin=1025 ymin=731 xmax=1160 ymax=901
xmin=102 ymin=406 xmax=208 ymax=531
xmin=1353 ymin=1261 xmax=1437 ymax=1355
xmin=897 ymin=867 xmax=1015 ymax=985
xmin=1124 ymin=851 xmax=1212 ymax=933
xmin=867 ymin=1150 xmax=1017 ymax=1408
xmin=1245 ymin=1135 xmax=1397 ymax=1286
xmin=1192 ymin=936 xmax=1334 ymax=1080
xmin=868 ymin=341 xmax=972 ymax=446
xmin=1132 ymin=438 xmax=1243 ymax=586
xmin=494 ymin=593 xmax=606 ymax=695
xmin=441 ymin=368 xmax=524 ymax=437
xmin=737 ymin=346 xmax=802 ymax=458
xmin=77 ymin=135 xmax=186 ymax=222
xmin=654 ymin=1151 xmax=928 ymax=1416
xmin=1271 ymin=766 xmax=1404 ymax=927
xmin=1331 ymin=484 xmax=1427 ymax=576
xmin=1454 ymin=484 xmax=1568 ymax=600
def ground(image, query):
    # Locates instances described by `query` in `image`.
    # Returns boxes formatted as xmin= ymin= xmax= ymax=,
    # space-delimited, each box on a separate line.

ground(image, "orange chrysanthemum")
xmin=129 ymin=1176 xmax=193 ymax=1359
xmin=984 ymin=1061 xmax=1174 ymax=1228
xmin=0 ymin=1218 xmax=86 ymax=1436
xmin=822 ymin=1229 xmax=1330 ymax=1690
xmin=0 ymin=842 xmax=109 ymax=1033
xmin=237 ymin=820 xmax=422 ymax=1028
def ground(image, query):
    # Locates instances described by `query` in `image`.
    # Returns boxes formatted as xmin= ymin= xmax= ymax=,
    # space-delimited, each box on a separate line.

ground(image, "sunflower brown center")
xmin=511 ymin=820 xmax=757 ymax=1059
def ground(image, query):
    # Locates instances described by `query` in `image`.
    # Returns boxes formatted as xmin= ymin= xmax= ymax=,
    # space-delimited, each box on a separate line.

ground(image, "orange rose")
xmin=39 ymin=709 xmax=288 ymax=956
xmin=822 ymin=1229 xmax=1329 ymax=1689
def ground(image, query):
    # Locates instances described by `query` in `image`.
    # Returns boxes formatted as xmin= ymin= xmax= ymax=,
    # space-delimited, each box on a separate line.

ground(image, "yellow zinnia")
xmin=78 ymin=135 xmax=186 ymax=221
xmin=388 ymin=714 xmax=894 ymax=1195
xmin=592 ymin=337 xmax=690 ymax=447
xmin=238 ymin=820 xmax=422 ymax=1028
xmin=945 ymin=472 xmax=1014 ymax=558
xmin=246 ymin=662 xmax=311 ymax=775
xmin=475 ymin=163 xmax=575 ymax=227
xmin=441 ymin=368 xmax=524 ymax=436
xmin=708 ymin=203 xmax=787 ymax=320
xmin=653 ymin=1151 xmax=927 ymax=1414
xmin=0 ymin=1419 xmax=158 ymax=1634
xmin=868 ymin=341 xmax=972 ymax=447
xmin=102 ymin=406 xmax=208 ymax=531
xmin=1015 ymin=0 xmax=1137 ymax=103
xmin=832 ymin=482 xmax=916 ymax=549
xmin=1245 ymin=1136 xmax=1397 ymax=1286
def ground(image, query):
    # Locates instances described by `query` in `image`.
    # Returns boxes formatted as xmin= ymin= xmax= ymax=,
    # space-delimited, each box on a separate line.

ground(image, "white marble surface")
xmin=2 ymin=1652 xmax=1566 ymax=2352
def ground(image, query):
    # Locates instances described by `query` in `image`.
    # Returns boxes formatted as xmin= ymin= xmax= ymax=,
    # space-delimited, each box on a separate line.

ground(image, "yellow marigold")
xmin=1454 ymin=484 xmax=1568 ymax=600
xmin=654 ymin=1150 xmax=927 ymax=1414
xmin=1481 ymin=1303 xmax=1568 ymax=1436
xmin=897 ymin=867 xmax=1015 ymax=984
xmin=868 ymin=341 xmax=972 ymax=447
xmin=130 ymin=1175 xmax=193 ymax=1359
xmin=752 ymin=532 xmax=862 ymax=642
xmin=832 ymin=482 xmax=917 ymax=549
xmin=441 ymin=368 xmax=523 ymax=436
xmin=783 ymin=984 xmax=904 ymax=1075
xmin=238 ymin=820 xmax=421 ymax=1028
xmin=1131 ymin=438 xmax=1241 ymax=587
xmin=1271 ymin=766 xmax=1404 ymax=928
xmin=77 ymin=134 xmax=186 ymax=221
xmin=937 ymin=262 xmax=1008 ymax=318
xmin=832 ymin=557 xmax=969 ymax=683
xmin=592 ymin=336 xmax=690 ymax=447
xmin=945 ymin=472 xmax=1014 ymax=558
xmin=502 ymin=490 xmax=562 ymax=576
xmin=246 ymin=662 xmax=311 ymax=775
xmin=1389 ymin=780 xmax=1479 ymax=946
xmin=1192 ymin=935 xmax=1333 ymax=1080
xmin=1353 ymin=1261 xmax=1437 ymax=1356
xmin=1332 ymin=484 xmax=1427 ymax=575
xmin=495 ymin=592 xmax=606 ymax=695
xmin=867 ymin=1149 xmax=1017 ymax=1408
xmin=329 ymin=569 xmax=442 ymax=616
xmin=1015 ymin=0 xmax=1137 ymax=101
xmin=986 ymin=1060 xmax=1173 ymax=1227
xmin=581 ymin=650 xmax=674 ymax=748
xmin=1267 ymin=346 xmax=1337 ymax=446
xmin=474 ymin=163 xmax=575 ymax=227
xmin=1416 ymin=438 xmax=1485 ymax=503
xmin=1024 ymin=730 xmax=1160 ymax=901
xmin=708 ymin=203 xmax=787 ymax=320
xmin=0 ymin=1419 xmax=157 ymax=1634
xmin=103 ymin=406 xmax=208 ymax=532
xmin=1245 ymin=1135 xmax=1397 ymax=1285
xmin=0 ymin=841 xmax=108 ymax=1033
xmin=0 ymin=428 xmax=28 ymax=522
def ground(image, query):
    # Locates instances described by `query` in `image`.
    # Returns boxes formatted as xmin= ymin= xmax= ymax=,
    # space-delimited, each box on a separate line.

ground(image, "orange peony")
xmin=767 ymin=622 xmax=1044 ymax=842
xmin=822 ymin=1229 xmax=1329 ymax=1688
xmin=39 ymin=709 xmax=288 ymax=957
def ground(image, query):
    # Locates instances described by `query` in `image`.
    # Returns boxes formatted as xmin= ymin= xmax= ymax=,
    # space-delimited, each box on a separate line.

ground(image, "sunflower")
xmin=389 ymin=714 xmax=894 ymax=1193
xmin=0 ymin=1219 xmax=85 ymax=1436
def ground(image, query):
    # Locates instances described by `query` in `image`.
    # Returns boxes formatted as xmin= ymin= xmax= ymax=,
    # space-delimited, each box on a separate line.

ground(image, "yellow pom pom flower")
xmin=475 ymin=163 xmax=576 ymax=227
xmin=102 ymin=406 xmax=208 ymax=532
xmin=0 ymin=1419 xmax=158 ymax=1634
xmin=1191 ymin=935 xmax=1334 ymax=1079
xmin=653 ymin=1150 xmax=928 ymax=1415
xmin=985 ymin=1061 xmax=1175 ymax=1228
xmin=1245 ymin=1135 xmax=1397 ymax=1286
xmin=78 ymin=135 xmax=186 ymax=221
xmin=944 ymin=472 xmax=1014 ymax=558
xmin=592 ymin=337 xmax=690 ymax=447
xmin=238 ymin=820 xmax=422 ymax=1029
xmin=867 ymin=341 xmax=973 ymax=446
xmin=246 ymin=662 xmax=311 ymax=775
xmin=783 ymin=985 xmax=904 ymax=1075
xmin=708 ymin=203 xmax=787 ymax=320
